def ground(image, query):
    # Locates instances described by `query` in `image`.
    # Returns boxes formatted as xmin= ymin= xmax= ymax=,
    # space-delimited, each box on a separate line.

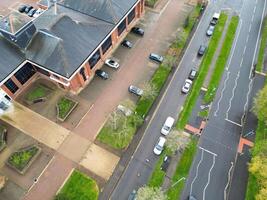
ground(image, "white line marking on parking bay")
xmin=199 ymin=146 xmax=218 ymax=157
xmin=225 ymin=118 xmax=242 ymax=127
xmin=203 ymin=155 xmax=216 ymax=200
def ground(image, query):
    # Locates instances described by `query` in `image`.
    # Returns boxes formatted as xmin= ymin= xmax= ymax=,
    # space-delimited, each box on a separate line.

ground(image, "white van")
xmin=153 ymin=136 xmax=166 ymax=155
xmin=161 ymin=116 xmax=175 ymax=135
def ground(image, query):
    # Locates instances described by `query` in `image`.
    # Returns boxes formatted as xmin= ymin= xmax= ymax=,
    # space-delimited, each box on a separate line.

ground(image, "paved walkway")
xmin=0 ymin=102 xmax=69 ymax=150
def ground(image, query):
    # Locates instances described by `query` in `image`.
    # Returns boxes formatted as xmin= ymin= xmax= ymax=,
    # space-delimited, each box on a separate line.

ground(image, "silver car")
xmin=206 ymin=25 xmax=215 ymax=36
xmin=182 ymin=79 xmax=193 ymax=94
xmin=128 ymin=85 xmax=143 ymax=96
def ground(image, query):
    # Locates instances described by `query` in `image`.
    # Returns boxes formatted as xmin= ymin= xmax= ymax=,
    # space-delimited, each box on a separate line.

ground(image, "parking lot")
xmin=0 ymin=0 xmax=38 ymax=16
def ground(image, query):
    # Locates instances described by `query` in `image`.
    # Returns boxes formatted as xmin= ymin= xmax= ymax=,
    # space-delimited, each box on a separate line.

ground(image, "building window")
xmin=79 ymin=67 xmax=87 ymax=81
xmin=36 ymin=67 xmax=50 ymax=76
xmin=4 ymin=79 xmax=19 ymax=94
xmin=89 ymin=49 xmax=101 ymax=69
xmin=128 ymin=9 xmax=135 ymax=24
xmin=14 ymin=63 xmax=36 ymax=85
xmin=117 ymin=19 xmax=126 ymax=36
xmin=101 ymin=36 xmax=112 ymax=54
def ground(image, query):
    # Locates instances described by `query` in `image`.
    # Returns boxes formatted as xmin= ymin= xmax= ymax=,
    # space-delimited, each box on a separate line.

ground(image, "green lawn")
xmin=203 ymin=16 xmax=239 ymax=104
xmin=57 ymin=97 xmax=76 ymax=119
xmin=167 ymin=139 xmax=198 ymax=199
xmin=55 ymin=170 xmax=99 ymax=200
xmin=8 ymin=146 xmax=39 ymax=171
xmin=256 ymin=17 xmax=267 ymax=72
xmin=145 ymin=0 xmax=158 ymax=7
xmin=26 ymin=84 xmax=50 ymax=101
xmin=177 ymin=13 xmax=228 ymax=129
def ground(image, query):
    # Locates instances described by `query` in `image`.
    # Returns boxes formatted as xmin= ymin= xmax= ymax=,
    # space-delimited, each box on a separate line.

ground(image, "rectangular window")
xmin=101 ymin=36 xmax=112 ymax=54
xmin=89 ymin=49 xmax=101 ymax=69
xmin=117 ymin=19 xmax=126 ymax=36
xmin=4 ymin=79 xmax=19 ymax=94
xmin=128 ymin=9 xmax=135 ymax=24
xmin=14 ymin=63 xmax=36 ymax=85
xmin=36 ymin=67 xmax=50 ymax=76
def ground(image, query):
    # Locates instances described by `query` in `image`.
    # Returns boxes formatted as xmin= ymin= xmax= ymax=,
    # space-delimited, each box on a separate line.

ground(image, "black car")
xmin=24 ymin=5 xmax=33 ymax=14
xmin=95 ymin=69 xmax=109 ymax=80
xmin=131 ymin=27 xmax=144 ymax=36
xmin=28 ymin=9 xmax=37 ymax=17
xmin=160 ymin=156 xmax=171 ymax=172
xmin=121 ymin=40 xmax=133 ymax=48
xmin=149 ymin=53 xmax=164 ymax=63
xmin=198 ymin=45 xmax=206 ymax=56
xmin=188 ymin=69 xmax=198 ymax=80
xmin=18 ymin=5 xmax=27 ymax=13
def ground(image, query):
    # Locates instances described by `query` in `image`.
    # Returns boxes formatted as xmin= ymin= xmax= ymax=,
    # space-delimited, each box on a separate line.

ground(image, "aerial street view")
xmin=0 ymin=0 xmax=266 ymax=199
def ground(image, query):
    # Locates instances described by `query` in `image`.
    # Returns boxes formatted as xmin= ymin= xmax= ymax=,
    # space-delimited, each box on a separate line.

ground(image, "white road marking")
xmin=226 ymin=20 xmax=243 ymax=71
xmin=214 ymin=71 xmax=230 ymax=117
xmin=224 ymin=162 xmax=234 ymax=200
xmin=241 ymin=78 xmax=253 ymax=125
xmin=225 ymin=118 xmax=242 ymax=127
xmin=199 ymin=146 xmax=218 ymax=156
xmin=203 ymin=155 xmax=216 ymax=200
xmin=190 ymin=149 xmax=204 ymax=196
xmin=226 ymin=71 xmax=239 ymax=119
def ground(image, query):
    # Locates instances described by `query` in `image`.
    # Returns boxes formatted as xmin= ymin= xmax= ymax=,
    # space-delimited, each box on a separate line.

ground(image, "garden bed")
xmin=6 ymin=145 xmax=41 ymax=174
xmin=56 ymin=97 xmax=78 ymax=122
xmin=25 ymin=84 xmax=51 ymax=105
xmin=0 ymin=125 xmax=7 ymax=152
xmin=55 ymin=170 xmax=99 ymax=200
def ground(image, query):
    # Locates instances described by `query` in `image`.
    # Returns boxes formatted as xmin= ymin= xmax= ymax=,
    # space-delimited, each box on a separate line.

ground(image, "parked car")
xmin=198 ymin=45 xmax=206 ymax=56
xmin=161 ymin=116 xmax=175 ymax=136
xmin=182 ymin=79 xmax=193 ymax=94
xmin=131 ymin=27 xmax=145 ymax=36
xmin=117 ymin=104 xmax=132 ymax=116
xmin=149 ymin=53 xmax=164 ymax=63
xmin=105 ymin=59 xmax=120 ymax=69
xmin=121 ymin=40 xmax=133 ymax=48
xmin=206 ymin=25 xmax=215 ymax=36
xmin=188 ymin=69 xmax=198 ymax=80
xmin=95 ymin=69 xmax=109 ymax=79
xmin=24 ymin=5 xmax=33 ymax=14
xmin=128 ymin=190 xmax=137 ymax=200
xmin=153 ymin=136 xmax=166 ymax=155
xmin=33 ymin=8 xmax=43 ymax=18
xmin=18 ymin=4 xmax=27 ymax=13
xmin=27 ymin=9 xmax=37 ymax=17
xmin=128 ymin=85 xmax=143 ymax=96
xmin=210 ymin=12 xmax=220 ymax=25
xmin=160 ymin=156 xmax=171 ymax=172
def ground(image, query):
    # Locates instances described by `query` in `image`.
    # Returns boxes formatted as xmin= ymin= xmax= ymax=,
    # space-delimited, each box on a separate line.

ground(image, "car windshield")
xmin=109 ymin=60 xmax=115 ymax=64
xmin=156 ymin=145 xmax=163 ymax=151
xmin=163 ymin=125 xmax=170 ymax=131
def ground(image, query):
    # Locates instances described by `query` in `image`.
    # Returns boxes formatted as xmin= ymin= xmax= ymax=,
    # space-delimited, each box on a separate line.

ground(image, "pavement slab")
xmin=80 ymin=144 xmax=120 ymax=181
xmin=0 ymin=102 xmax=69 ymax=150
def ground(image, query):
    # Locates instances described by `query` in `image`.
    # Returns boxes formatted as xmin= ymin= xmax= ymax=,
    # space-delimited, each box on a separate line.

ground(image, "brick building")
xmin=0 ymin=0 xmax=145 ymax=101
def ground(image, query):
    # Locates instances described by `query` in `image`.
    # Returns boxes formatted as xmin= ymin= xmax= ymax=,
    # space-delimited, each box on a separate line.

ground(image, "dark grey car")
xmin=198 ymin=45 xmax=206 ymax=56
xmin=95 ymin=69 xmax=109 ymax=80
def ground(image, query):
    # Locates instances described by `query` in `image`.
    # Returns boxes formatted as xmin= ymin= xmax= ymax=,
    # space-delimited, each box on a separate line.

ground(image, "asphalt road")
xmin=110 ymin=1 xmax=226 ymax=199
xmin=182 ymin=0 xmax=267 ymax=200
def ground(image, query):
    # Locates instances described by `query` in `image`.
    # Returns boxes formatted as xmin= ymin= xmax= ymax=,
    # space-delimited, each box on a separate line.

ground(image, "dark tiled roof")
xmin=59 ymin=0 xmax=138 ymax=24
xmin=0 ymin=0 xmax=139 ymax=82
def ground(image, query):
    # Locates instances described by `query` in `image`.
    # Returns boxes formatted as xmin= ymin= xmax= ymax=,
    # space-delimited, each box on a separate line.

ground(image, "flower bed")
xmin=56 ymin=97 xmax=78 ymax=122
xmin=25 ymin=84 xmax=51 ymax=105
xmin=6 ymin=145 xmax=41 ymax=174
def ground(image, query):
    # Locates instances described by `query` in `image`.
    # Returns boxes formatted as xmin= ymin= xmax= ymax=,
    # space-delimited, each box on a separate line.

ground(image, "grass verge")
xmin=256 ymin=17 xmax=267 ymax=72
xmin=203 ymin=16 xmax=239 ymax=104
xmin=177 ymin=13 xmax=228 ymax=129
xmin=166 ymin=138 xmax=198 ymax=199
xmin=55 ymin=170 xmax=99 ymax=200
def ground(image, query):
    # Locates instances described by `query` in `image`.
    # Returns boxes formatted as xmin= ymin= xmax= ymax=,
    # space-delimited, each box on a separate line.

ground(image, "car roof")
xmin=158 ymin=137 xmax=166 ymax=145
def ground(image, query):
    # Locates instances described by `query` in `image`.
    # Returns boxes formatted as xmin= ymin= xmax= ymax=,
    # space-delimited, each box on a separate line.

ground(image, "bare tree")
xmin=142 ymin=82 xmax=157 ymax=100
xmin=166 ymin=130 xmax=190 ymax=154
xmin=136 ymin=186 xmax=167 ymax=200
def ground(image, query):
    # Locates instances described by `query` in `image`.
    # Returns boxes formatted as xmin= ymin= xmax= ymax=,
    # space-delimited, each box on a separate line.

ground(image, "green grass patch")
xmin=55 ymin=170 xmax=99 ymax=200
xmin=57 ymin=97 xmax=76 ymax=119
xmin=167 ymin=139 xmax=198 ymax=199
xmin=25 ymin=84 xmax=50 ymax=102
xmin=245 ymin=174 xmax=259 ymax=200
xmin=8 ymin=146 xmax=39 ymax=171
xmin=145 ymin=0 xmax=158 ymax=7
xmin=148 ymin=149 xmax=171 ymax=187
xmin=256 ymin=17 xmax=267 ymax=72
xmin=177 ymin=13 xmax=228 ymax=129
xmin=198 ymin=109 xmax=209 ymax=118
xmin=204 ymin=16 xmax=239 ymax=104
